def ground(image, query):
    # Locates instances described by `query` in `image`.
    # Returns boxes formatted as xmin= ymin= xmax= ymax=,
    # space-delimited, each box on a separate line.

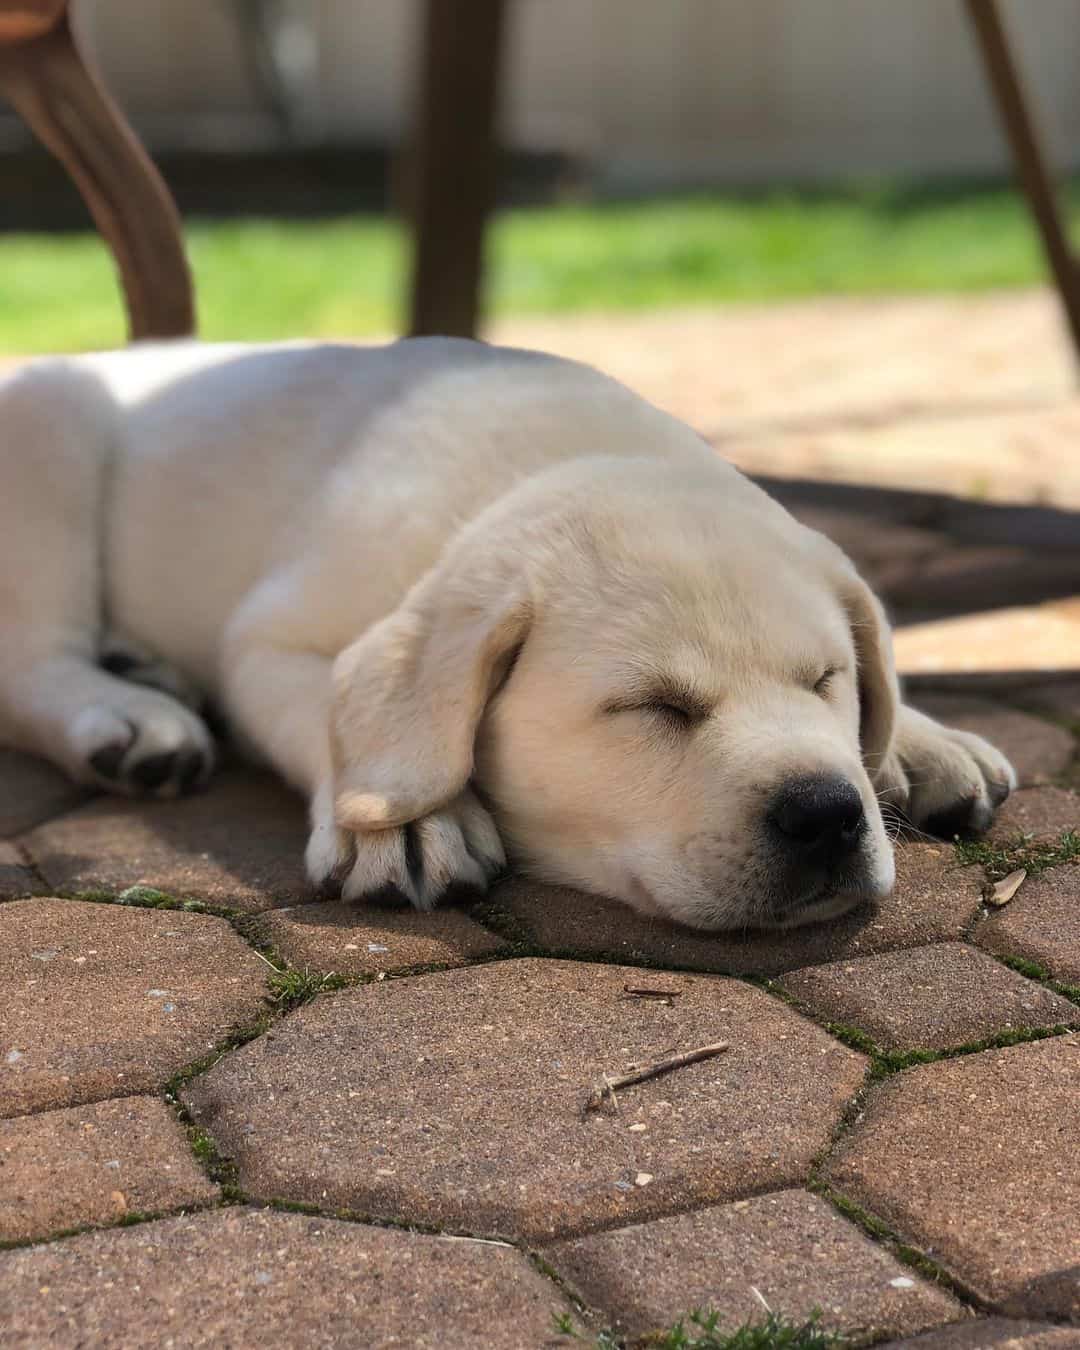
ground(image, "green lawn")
xmin=1 ymin=180 xmax=1076 ymax=353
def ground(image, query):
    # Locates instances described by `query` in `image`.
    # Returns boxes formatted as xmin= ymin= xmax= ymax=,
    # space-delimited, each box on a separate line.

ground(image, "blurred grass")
xmin=1 ymin=179 xmax=1077 ymax=353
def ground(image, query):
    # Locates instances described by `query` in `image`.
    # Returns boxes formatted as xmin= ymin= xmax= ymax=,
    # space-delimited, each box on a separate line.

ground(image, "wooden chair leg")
xmin=965 ymin=0 xmax=1080 ymax=365
xmin=0 ymin=11 xmax=194 ymax=340
xmin=405 ymin=0 xmax=506 ymax=338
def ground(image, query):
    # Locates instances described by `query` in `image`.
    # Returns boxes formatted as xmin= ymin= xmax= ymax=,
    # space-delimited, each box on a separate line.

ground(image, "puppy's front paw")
xmin=883 ymin=705 xmax=1016 ymax=839
xmin=305 ymin=784 xmax=506 ymax=908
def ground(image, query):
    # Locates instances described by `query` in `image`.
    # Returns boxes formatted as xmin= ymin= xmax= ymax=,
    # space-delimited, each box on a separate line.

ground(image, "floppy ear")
xmin=329 ymin=545 xmax=532 ymax=832
xmin=836 ymin=566 xmax=900 ymax=782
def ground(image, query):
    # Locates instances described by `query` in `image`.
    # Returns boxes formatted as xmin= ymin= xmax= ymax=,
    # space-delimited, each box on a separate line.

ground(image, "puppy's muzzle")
xmin=766 ymin=773 xmax=866 ymax=869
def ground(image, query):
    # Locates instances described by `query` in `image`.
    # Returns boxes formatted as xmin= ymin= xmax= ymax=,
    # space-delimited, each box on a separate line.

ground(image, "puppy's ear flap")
xmin=836 ymin=565 xmax=900 ymax=782
xmin=330 ymin=549 xmax=532 ymax=831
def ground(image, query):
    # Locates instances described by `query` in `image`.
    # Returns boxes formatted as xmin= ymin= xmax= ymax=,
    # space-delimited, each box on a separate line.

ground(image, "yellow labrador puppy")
xmin=0 ymin=339 xmax=1014 ymax=930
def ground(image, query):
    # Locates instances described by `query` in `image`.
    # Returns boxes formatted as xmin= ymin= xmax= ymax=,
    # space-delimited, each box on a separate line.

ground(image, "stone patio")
xmin=1 ymin=291 xmax=1079 ymax=1344
xmin=0 ymin=669 xmax=1077 ymax=1345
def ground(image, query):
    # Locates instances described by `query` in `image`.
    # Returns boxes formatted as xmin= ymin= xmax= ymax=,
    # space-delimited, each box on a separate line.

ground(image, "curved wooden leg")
xmin=0 ymin=12 xmax=195 ymax=340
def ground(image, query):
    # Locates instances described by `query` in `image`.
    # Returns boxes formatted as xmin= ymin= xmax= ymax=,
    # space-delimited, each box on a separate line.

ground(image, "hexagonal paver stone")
xmin=184 ymin=960 xmax=866 ymax=1241
xmin=22 ymin=769 xmax=311 ymax=911
xmin=912 ymin=696 xmax=1076 ymax=787
xmin=254 ymin=899 xmax=507 ymax=977
xmin=0 ymin=899 xmax=268 ymax=1117
xmin=778 ymin=943 xmax=1079 ymax=1053
xmin=0 ymin=1207 xmax=575 ymax=1349
xmin=1018 ymin=679 xmax=1080 ymax=727
xmin=988 ymin=787 xmax=1079 ymax=843
xmin=0 ymin=841 xmax=38 ymax=899
xmin=975 ymin=866 xmax=1080 ymax=987
xmin=825 ymin=1037 xmax=1080 ymax=1317
xmin=879 ymin=1318 xmax=1080 ymax=1349
xmin=0 ymin=748 xmax=90 ymax=839
xmin=545 ymin=1188 xmax=963 ymax=1342
xmin=0 ymin=1096 xmax=217 ymax=1243
xmin=493 ymin=843 xmax=983 ymax=977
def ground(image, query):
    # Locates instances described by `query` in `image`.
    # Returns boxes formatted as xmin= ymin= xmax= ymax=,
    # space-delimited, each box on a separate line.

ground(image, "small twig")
xmin=583 ymin=1041 xmax=730 ymax=1114
xmin=622 ymin=984 xmax=682 ymax=1000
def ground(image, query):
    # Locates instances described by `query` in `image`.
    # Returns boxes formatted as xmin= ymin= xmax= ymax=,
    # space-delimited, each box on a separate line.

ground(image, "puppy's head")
xmin=331 ymin=459 xmax=898 ymax=930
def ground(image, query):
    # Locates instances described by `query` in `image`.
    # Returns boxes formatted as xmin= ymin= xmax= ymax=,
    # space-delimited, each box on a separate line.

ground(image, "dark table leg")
xmin=965 ymin=0 xmax=1080 ymax=365
xmin=405 ymin=0 xmax=506 ymax=338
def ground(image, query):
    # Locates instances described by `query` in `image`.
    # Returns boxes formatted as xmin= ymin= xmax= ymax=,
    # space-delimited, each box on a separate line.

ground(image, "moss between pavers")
xmin=805 ymin=1185 xmax=969 ymax=1315
xmin=994 ymin=955 xmax=1080 ymax=1007
xmin=555 ymin=1307 xmax=848 ymax=1349
xmin=67 ymin=885 xmax=238 ymax=919
xmin=825 ymin=1022 xmax=1078 ymax=1079
xmin=953 ymin=831 xmax=1080 ymax=882
xmin=0 ymin=1203 xmax=210 ymax=1255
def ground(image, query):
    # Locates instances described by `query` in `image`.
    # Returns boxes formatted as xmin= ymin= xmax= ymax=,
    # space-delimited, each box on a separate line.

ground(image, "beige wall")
xmin=74 ymin=0 xmax=1080 ymax=183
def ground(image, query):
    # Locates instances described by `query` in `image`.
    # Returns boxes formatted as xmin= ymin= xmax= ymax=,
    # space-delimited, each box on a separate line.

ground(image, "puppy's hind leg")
xmin=0 ymin=361 xmax=214 ymax=795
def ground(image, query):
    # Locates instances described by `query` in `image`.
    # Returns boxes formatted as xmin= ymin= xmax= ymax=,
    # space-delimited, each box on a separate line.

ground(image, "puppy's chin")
xmin=761 ymin=886 xmax=872 ymax=931
xmin=757 ymin=861 xmax=895 ymax=930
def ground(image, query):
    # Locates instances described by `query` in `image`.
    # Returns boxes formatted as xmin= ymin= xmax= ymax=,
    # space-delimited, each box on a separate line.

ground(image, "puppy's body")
xmin=0 ymin=339 xmax=1014 ymax=929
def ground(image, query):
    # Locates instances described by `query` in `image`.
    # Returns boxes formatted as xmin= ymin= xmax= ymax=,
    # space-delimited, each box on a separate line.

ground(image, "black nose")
xmin=767 ymin=774 xmax=865 ymax=859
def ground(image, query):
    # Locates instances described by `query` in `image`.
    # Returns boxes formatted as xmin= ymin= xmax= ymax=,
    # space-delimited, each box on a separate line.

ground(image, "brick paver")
xmin=0 ymin=1207 xmax=576 ymax=1349
xmin=495 ymin=842 xmax=984 ymax=976
xmin=975 ymin=865 xmax=1080 ymax=988
xmin=22 ymin=769 xmax=311 ymax=911
xmin=1018 ymin=679 xmax=1080 ymax=725
xmin=183 ymin=960 xmax=866 ymax=1241
xmin=0 ymin=840 xmax=37 ymax=899
xmin=0 ymin=1096 xmax=218 ymax=1243
xmin=778 ymin=943 xmax=1079 ymax=1053
xmin=881 ymin=1321 xmax=1080 ymax=1349
xmin=0 ymin=899 xmax=268 ymax=1117
xmin=0 ymin=749 xmax=89 ymax=839
xmin=825 ymin=1037 xmax=1080 ymax=1316
xmin=987 ymin=787 xmax=1079 ymax=843
xmin=254 ymin=899 xmax=507 ymax=976
xmin=546 ymin=1188 xmax=962 ymax=1341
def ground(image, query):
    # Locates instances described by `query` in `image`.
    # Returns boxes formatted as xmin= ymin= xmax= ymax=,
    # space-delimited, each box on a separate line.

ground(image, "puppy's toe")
xmin=908 ymin=730 xmax=1015 ymax=841
xmin=923 ymin=793 xmax=994 ymax=841
xmin=72 ymin=698 xmax=215 ymax=798
xmin=305 ymin=786 xmax=505 ymax=910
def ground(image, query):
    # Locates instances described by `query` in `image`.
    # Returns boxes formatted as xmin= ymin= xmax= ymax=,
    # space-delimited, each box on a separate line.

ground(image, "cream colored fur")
xmin=0 ymin=338 xmax=1014 ymax=929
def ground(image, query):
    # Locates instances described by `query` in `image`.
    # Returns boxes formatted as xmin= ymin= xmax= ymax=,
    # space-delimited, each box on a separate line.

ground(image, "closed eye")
xmin=603 ymin=685 xmax=711 ymax=727
xmin=813 ymin=666 xmax=839 ymax=697
xmin=640 ymin=699 xmax=697 ymax=727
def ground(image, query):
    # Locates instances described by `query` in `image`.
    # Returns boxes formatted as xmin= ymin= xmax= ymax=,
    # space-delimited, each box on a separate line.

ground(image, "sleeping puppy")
xmin=0 ymin=338 xmax=1014 ymax=930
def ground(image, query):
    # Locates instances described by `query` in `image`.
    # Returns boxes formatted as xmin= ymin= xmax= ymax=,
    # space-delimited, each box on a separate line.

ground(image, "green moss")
xmin=996 ymin=956 xmax=1080 ymax=1007
xmin=953 ymin=830 xmax=1080 ymax=881
xmin=811 ymin=1186 xmax=964 ymax=1302
xmin=66 ymin=886 xmax=237 ymax=918
xmin=555 ymin=1309 xmax=849 ymax=1349
xmin=266 ymin=967 xmax=355 ymax=1011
